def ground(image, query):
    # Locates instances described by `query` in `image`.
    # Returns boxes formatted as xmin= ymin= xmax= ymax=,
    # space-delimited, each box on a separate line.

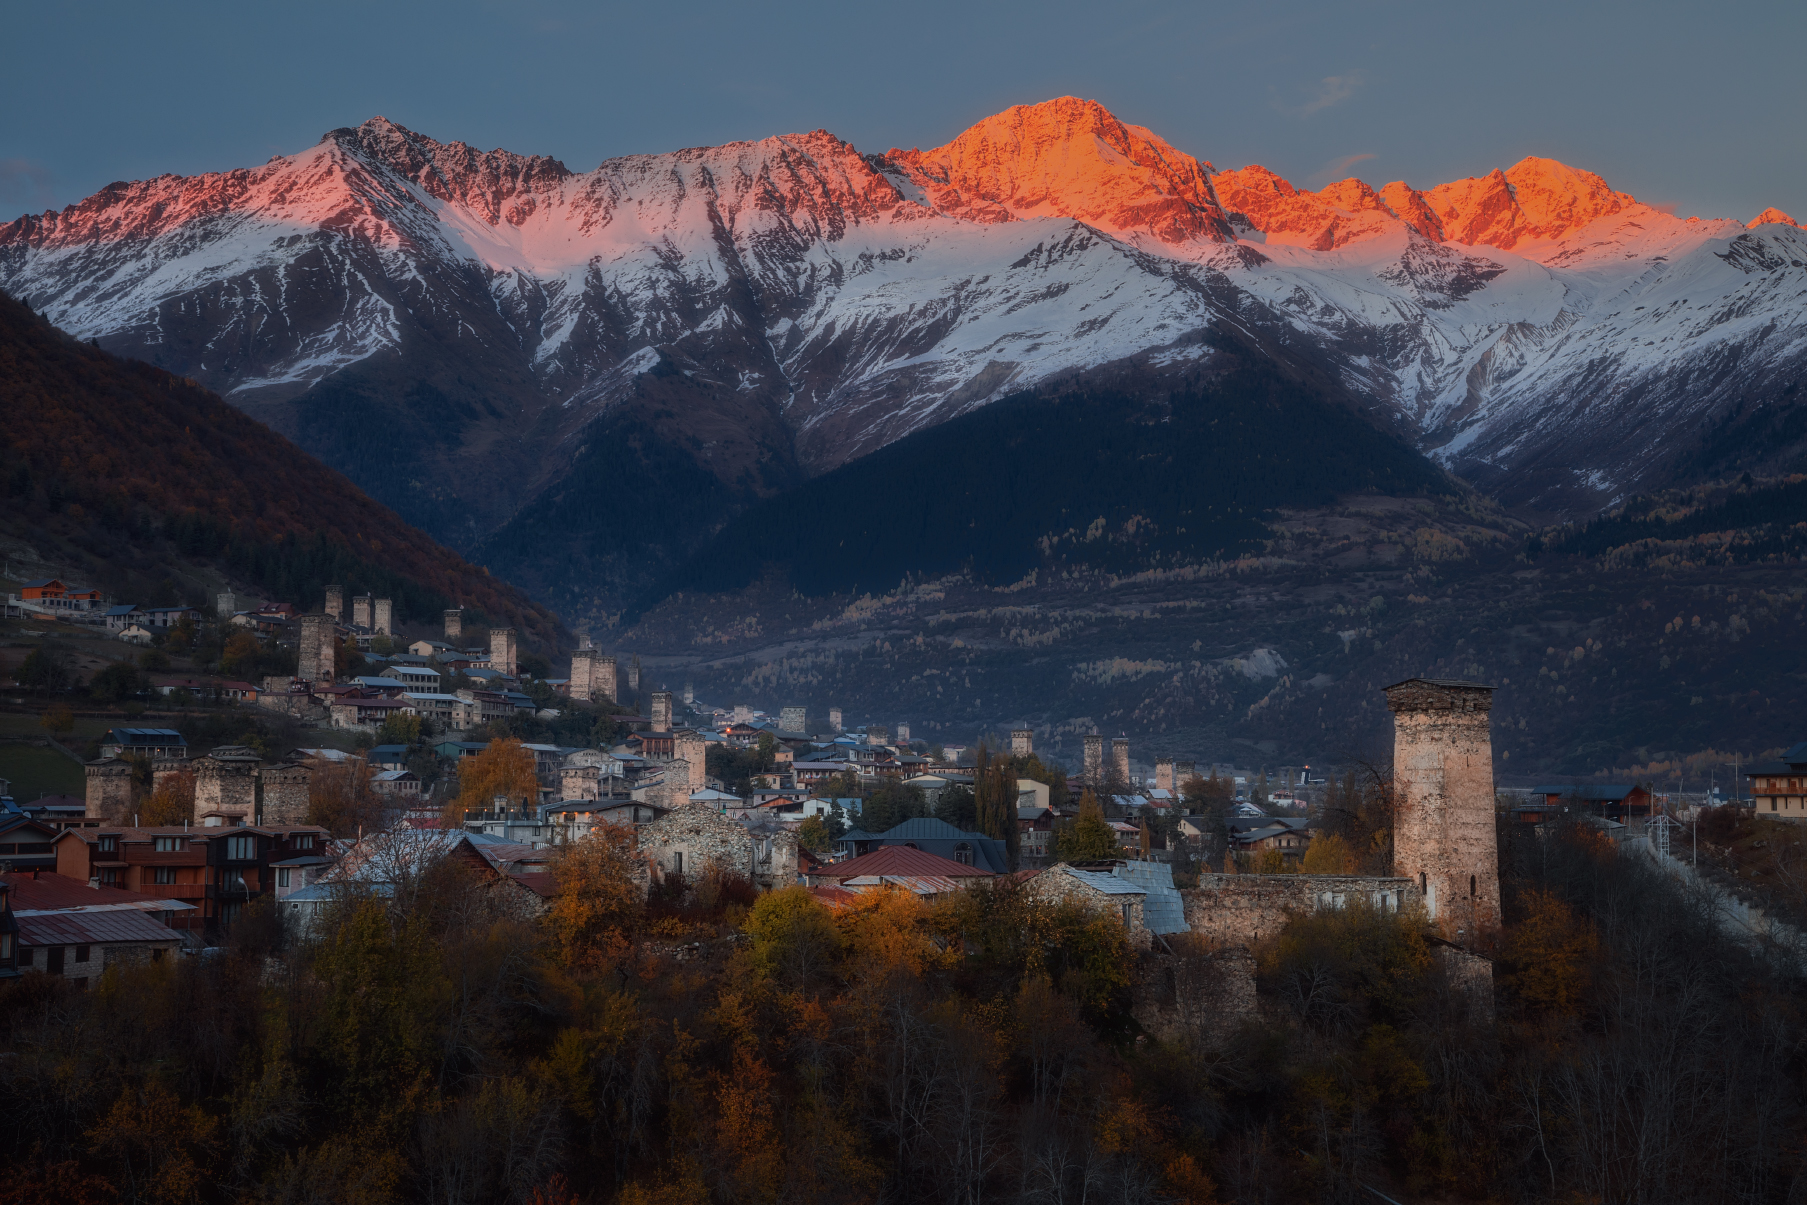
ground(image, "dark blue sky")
xmin=4 ymin=0 xmax=1801 ymax=222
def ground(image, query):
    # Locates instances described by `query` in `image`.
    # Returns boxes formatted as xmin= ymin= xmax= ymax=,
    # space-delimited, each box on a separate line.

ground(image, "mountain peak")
xmin=884 ymin=97 xmax=1232 ymax=243
xmin=1750 ymin=206 xmax=1800 ymax=228
xmin=330 ymin=115 xmax=571 ymax=222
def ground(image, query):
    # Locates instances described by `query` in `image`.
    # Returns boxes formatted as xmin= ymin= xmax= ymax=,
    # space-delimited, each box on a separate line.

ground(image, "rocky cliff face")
xmin=5 ymin=98 xmax=1805 ymax=614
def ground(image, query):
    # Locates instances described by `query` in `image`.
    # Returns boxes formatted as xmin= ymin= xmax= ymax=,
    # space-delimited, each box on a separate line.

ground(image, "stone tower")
xmin=324 ymin=585 xmax=344 ymax=622
xmin=373 ymin=598 xmax=393 ymax=637
xmin=683 ymin=682 xmax=695 ymax=705
xmin=298 ymin=614 xmax=337 ymax=684
xmin=1176 ymin=760 xmax=1195 ymax=787
xmin=491 ymin=628 xmax=518 ymax=677
xmin=571 ymin=648 xmax=597 ymax=702
xmin=780 ymin=706 xmax=806 ymax=733
xmin=1083 ymin=734 xmax=1103 ymax=783
xmin=1155 ymin=758 xmax=1174 ymax=793
xmin=650 ymin=691 xmax=674 ymax=732
xmin=256 ymin=762 xmax=311 ymax=825
xmin=1386 ymin=678 xmax=1500 ymax=940
xmin=675 ymin=732 xmax=707 ymax=795
xmin=151 ymin=756 xmax=192 ymax=797
xmin=895 ymin=723 xmax=911 ymax=744
xmin=216 ymin=591 xmax=236 ymax=619
xmin=1011 ymin=728 xmax=1034 ymax=758
xmin=828 ymin=707 xmax=842 ymax=732
xmin=597 ymin=655 xmax=618 ymax=704
xmin=444 ymin=608 xmax=462 ymax=639
xmin=1112 ymin=737 xmax=1130 ymax=784
xmin=193 ymin=747 xmax=260 ymax=824
xmin=84 ymin=759 xmax=134 ymax=820
xmin=561 ymin=764 xmax=600 ymax=801
xmin=351 ymin=595 xmax=373 ymax=631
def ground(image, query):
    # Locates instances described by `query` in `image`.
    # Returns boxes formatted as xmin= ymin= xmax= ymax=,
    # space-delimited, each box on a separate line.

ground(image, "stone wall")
xmin=84 ymin=759 xmax=133 ymax=820
xmin=638 ymin=806 xmax=754 ymax=886
xmin=1131 ymin=945 xmax=1258 ymax=1046
xmin=1183 ymin=874 xmax=1421 ymax=947
xmin=747 ymin=825 xmax=801 ymax=890
xmin=1386 ymin=679 xmax=1501 ymax=939
xmin=1025 ymin=864 xmax=1151 ymax=949
xmin=257 ymin=763 xmax=311 ymax=825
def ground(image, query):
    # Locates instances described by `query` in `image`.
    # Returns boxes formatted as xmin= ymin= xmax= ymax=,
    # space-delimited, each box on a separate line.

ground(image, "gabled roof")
xmin=863 ymin=816 xmax=980 ymax=842
xmin=1045 ymin=865 xmax=1145 ymax=896
xmin=820 ymin=845 xmax=993 ymax=881
xmin=1 ymin=871 xmax=192 ymax=912
xmin=15 ymin=908 xmax=180 ymax=946
xmin=1533 ymin=784 xmax=1644 ymax=802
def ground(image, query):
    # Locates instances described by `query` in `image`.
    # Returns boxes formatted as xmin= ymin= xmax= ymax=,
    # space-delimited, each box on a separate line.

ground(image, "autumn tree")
xmin=308 ymin=758 xmax=387 ymax=837
xmin=546 ymin=825 xmax=644 ymax=971
xmin=1300 ymin=832 xmax=1357 ymax=874
xmin=141 ymin=768 xmax=194 ymax=827
xmin=796 ymin=815 xmax=832 ymax=853
xmin=450 ymin=737 xmax=539 ymax=826
xmin=1056 ymin=789 xmax=1120 ymax=862
xmin=38 ymin=702 xmax=74 ymax=737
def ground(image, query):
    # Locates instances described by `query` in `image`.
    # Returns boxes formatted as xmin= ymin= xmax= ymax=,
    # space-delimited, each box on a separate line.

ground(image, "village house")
xmin=53 ymin=825 xmax=329 ymax=933
xmin=1532 ymin=783 xmax=1654 ymax=822
xmin=0 ymin=816 xmax=64 ymax=873
xmin=99 ymin=727 xmax=188 ymax=760
xmin=804 ymin=845 xmax=993 ymax=901
xmin=835 ymin=816 xmax=1010 ymax=872
xmin=1743 ymin=743 xmax=1807 ymax=819
xmin=1021 ymin=863 xmax=1152 ymax=948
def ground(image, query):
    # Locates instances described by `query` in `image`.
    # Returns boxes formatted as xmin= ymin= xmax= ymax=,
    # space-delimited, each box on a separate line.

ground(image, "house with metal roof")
xmin=1531 ymin=783 xmax=1653 ymax=822
xmin=806 ymin=845 xmax=994 ymax=898
xmin=1741 ymin=745 xmax=1807 ymax=819
xmin=99 ymin=728 xmax=187 ymax=759
xmin=1021 ymin=863 xmax=1152 ymax=948
xmin=835 ymin=816 xmax=1010 ymax=872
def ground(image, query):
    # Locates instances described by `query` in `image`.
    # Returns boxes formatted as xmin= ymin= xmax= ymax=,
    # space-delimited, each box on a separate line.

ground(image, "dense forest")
xmin=646 ymin=356 xmax=1455 ymax=611
xmin=2 ymin=819 xmax=1800 ymax=1205
xmin=0 ymin=291 xmax=563 ymax=647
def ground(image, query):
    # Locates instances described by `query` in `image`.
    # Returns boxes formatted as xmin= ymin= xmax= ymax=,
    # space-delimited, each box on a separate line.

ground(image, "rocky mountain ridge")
xmin=4 ymin=99 xmax=1804 ymax=618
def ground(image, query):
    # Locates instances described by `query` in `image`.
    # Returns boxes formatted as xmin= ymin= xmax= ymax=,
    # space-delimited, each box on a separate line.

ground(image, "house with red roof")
xmin=805 ymin=845 xmax=994 ymax=899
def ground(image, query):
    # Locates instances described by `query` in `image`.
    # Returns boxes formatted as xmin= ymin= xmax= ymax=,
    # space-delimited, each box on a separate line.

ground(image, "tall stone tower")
xmin=828 ymin=707 xmax=843 ymax=732
xmin=351 ymin=595 xmax=373 ymax=631
xmin=571 ymin=648 xmax=597 ymax=702
xmin=895 ymin=722 xmax=910 ymax=744
xmin=650 ymin=691 xmax=674 ymax=732
xmin=193 ymin=747 xmax=260 ymax=824
xmin=780 ymin=706 xmax=806 ymax=733
xmin=1386 ymin=678 xmax=1500 ymax=940
xmin=675 ymin=732 xmax=707 ymax=795
xmin=1112 ymin=737 xmax=1131 ymax=784
xmin=84 ymin=759 xmax=133 ymax=820
xmin=597 ymin=655 xmax=618 ymax=704
xmin=1176 ymin=760 xmax=1195 ymax=787
xmin=1011 ymin=728 xmax=1034 ymax=758
xmin=444 ymin=608 xmax=463 ymax=639
xmin=373 ymin=598 xmax=393 ymax=637
xmin=491 ymin=628 xmax=518 ymax=677
xmin=216 ymin=591 xmax=236 ymax=619
xmin=325 ymin=585 xmax=345 ymax=621
xmin=256 ymin=762 xmax=311 ymax=825
xmin=627 ymin=658 xmax=641 ymax=695
xmin=298 ymin=614 xmax=337 ymax=684
xmin=1155 ymin=758 xmax=1175 ymax=793
xmin=1083 ymin=734 xmax=1103 ymax=784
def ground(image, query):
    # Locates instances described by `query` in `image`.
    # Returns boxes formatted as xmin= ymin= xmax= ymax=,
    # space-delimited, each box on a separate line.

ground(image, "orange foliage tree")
xmin=449 ymin=738 xmax=540 ymax=826
xmin=140 ymin=768 xmax=194 ymax=827
xmin=545 ymin=825 xmax=644 ymax=971
xmin=307 ymin=759 xmax=387 ymax=838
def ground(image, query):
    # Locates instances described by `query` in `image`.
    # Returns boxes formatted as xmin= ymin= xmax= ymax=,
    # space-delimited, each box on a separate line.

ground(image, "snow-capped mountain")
xmin=4 ymin=97 xmax=1804 ymax=603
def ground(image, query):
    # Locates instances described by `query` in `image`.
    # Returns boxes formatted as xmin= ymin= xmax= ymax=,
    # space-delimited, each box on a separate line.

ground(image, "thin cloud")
xmin=1295 ymin=73 xmax=1364 ymax=117
xmin=0 ymin=158 xmax=57 ymax=211
xmin=1315 ymin=152 xmax=1377 ymax=183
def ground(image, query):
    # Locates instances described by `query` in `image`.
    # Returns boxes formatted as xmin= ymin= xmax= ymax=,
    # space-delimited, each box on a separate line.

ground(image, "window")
xmin=293 ymin=834 xmax=315 ymax=850
xmin=219 ymin=902 xmax=242 ymax=926
xmin=1470 ymin=874 xmax=1477 ymax=898
xmin=100 ymin=868 xmax=120 ymax=886
xmin=277 ymin=867 xmax=291 ymax=889
xmin=74 ymin=945 xmax=90 ymax=964
xmin=226 ymin=835 xmax=255 ymax=861
xmin=152 ymin=948 xmax=166 ymax=962
xmin=99 ymin=835 xmax=118 ymax=853
xmin=154 ymin=836 xmax=181 ymax=852
xmin=154 ymin=867 xmax=177 ymax=885
xmin=954 ymin=842 xmax=974 ymax=866
xmin=0 ymin=933 xmax=10 ymax=959
xmin=672 ymin=852 xmax=683 ymax=875
xmin=46 ymin=947 xmax=65 ymax=975
xmin=17 ymin=947 xmax=31 ymax=967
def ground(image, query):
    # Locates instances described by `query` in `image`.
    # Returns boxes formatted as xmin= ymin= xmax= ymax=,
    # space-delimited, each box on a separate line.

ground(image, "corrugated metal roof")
xmin=16 ymin=908 xmax=179 ymax=945
xmin=1059 ymin=867 xmax=1146 ymax=897
xmin=842 ymin=874 xmax=965 ymax=896
xmin=1112 ymin=861 xmax=1187 ymax=934
xmin=824 ymin=846 xmax=993 ymax=880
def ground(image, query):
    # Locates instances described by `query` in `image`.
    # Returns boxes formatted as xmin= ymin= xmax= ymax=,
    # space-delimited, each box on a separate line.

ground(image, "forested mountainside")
xmin=6 ymin=99 xmax=1805 ymax=618
xmin=646 ymin=347 xmax=1455 ymax=609
xmin=623 ymin=474 xmax=1807 ymax=779
xmin=0 ymin=292 xmax=563 ymax=648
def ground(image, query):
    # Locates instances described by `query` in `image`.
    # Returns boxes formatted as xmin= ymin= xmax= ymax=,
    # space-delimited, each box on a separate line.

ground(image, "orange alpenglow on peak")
xmin=884 ymin=97 xmax=1233 ymax=243
xmin=1423 ymin=158 xmax=1634 ymax=250
xmin=1749 ymin=207 xmax=1800 ymax=228
xmin=1210 ymin=166 xmax=1411 ymax=250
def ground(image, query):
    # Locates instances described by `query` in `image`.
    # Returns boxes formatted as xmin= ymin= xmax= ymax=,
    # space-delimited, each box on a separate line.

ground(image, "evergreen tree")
xmin=1056 ymin=789 xmax=1120 ymax=863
